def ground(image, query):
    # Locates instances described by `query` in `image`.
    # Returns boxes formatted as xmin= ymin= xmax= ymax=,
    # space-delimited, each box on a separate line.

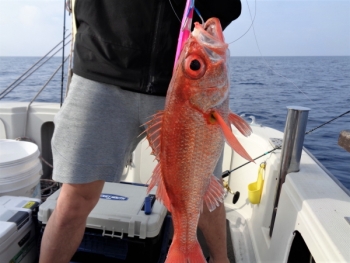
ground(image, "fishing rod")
xmin=222 ymin=109 xmax=350 ymax=179
xmin=221 ymin=109 xmax=350 ymax=204
xmin=60 ymin=0 xmax=67 ymax=107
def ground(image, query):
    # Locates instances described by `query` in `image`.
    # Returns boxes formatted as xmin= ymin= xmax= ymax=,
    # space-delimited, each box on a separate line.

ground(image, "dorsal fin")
xmin=144 ymin=111 xmax=164 ymax=160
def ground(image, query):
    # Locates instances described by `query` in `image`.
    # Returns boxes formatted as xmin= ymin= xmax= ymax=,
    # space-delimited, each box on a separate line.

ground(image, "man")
xmin=39 ymin=1 xmax=242 ymax=262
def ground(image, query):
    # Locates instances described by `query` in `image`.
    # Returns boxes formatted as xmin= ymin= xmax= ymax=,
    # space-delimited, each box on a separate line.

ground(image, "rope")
xmin=222 ymin=109 xmax=350 ymax=178
xmin=15 ymin=137 xmax=53 ymax=169
xmin=41 ymin=179 xmax=60 ymax=202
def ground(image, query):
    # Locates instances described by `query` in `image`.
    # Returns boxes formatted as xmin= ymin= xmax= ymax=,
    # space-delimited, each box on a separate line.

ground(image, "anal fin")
xmin=147 ymin=163 xmax=172 ymax=212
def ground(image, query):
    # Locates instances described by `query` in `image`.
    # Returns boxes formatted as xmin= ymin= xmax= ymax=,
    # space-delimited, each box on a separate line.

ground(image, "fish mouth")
xmin=192 ymin=18 xmax=228 ymax=59
xmin=192 ymin=17 xmax=228 ymax=56
xmin=203 ymin=18 xmax=225 ymax=43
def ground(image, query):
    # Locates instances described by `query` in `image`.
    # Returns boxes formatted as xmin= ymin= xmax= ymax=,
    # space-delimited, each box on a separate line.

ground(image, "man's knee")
xmin=55 ymin=180 xmax=105 ymax=222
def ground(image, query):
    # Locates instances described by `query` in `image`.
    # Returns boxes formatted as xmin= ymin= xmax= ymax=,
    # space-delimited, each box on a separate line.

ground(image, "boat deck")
xmin=68 ymin=218 xmax=236 ymax=263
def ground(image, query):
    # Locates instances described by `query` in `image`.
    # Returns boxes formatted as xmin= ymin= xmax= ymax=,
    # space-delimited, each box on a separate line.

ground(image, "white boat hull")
xmin=0 ymin=101 xmax=349 ymax=262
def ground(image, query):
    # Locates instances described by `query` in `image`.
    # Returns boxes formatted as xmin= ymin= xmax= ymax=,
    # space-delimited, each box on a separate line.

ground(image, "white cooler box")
xmin=38 ymin=182 xmax=170 ymax=263
xmin=0 ymin=196 xmax=41 ymax=263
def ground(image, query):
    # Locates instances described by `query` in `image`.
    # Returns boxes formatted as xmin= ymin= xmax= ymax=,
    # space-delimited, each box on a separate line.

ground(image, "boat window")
xmin=41 ymin=122 xmax=55 ymax=179
xmin=287 ymin=231 xmax=316 ymax=263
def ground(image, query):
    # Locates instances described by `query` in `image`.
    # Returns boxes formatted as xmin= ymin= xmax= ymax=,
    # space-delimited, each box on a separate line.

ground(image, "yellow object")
xmin=23 ymin=201 xmax=36 ymax=209
xmin=223 ymin=180 xmax=233 ymax=194
xmin=248 ymin=162 xmax=266 ymax=204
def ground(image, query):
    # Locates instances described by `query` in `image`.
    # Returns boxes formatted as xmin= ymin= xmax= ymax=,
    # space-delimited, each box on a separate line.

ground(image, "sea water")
xmin=0 ymin=56 xmax=349 ymax=190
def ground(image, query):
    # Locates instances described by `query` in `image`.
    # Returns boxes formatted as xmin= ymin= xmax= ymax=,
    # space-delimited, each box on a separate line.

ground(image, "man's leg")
xmin=39 ymin=180 xmax=104 ymax=263
xmin=198 ymin=203 xmax=230 ymax=263
xmin=198 ymin=149 xmax=229 ymax=263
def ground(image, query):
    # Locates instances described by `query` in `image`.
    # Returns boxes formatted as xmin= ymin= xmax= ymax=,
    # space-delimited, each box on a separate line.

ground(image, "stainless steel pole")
xmin=269 ymin=106 xmax=310 ymax=237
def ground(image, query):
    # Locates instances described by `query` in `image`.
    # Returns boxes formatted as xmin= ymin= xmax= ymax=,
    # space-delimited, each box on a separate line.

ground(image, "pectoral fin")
xmin=212 ymin=111 xmax=254 ymax=163
xmin=228 ymin=112 xmax=252 ymax=137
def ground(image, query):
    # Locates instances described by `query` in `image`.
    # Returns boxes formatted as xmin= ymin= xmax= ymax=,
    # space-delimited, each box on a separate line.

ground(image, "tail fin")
xmin=165 ymin=240 xmax=206 ymax=263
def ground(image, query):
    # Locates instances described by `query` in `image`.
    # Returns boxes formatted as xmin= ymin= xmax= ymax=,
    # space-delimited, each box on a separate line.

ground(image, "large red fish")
xmin=145 ymin=18 xmax=253 ymax=263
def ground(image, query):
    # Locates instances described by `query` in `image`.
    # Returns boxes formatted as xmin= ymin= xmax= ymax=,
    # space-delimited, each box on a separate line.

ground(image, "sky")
xmin=0 ymin=0 xmax=349 ymax=57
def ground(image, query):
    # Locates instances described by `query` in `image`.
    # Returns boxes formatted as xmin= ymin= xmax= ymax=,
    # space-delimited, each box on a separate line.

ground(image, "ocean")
xmin=0 ymin=56 xmax=349 ymax=190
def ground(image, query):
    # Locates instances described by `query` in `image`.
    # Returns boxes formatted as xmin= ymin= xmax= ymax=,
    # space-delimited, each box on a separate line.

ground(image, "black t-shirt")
xmin=73 ymin=0 xmax=241 ymax=96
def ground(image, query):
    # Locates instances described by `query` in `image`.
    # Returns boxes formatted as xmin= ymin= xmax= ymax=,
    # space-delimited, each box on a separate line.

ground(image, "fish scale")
xmin=145 ymin=18 xmax=253 ymax=263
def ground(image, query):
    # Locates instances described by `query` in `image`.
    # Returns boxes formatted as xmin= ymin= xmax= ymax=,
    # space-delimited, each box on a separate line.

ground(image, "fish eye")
xmin=190 ymin=60 xmax=201 ymax=71
xmin=183 ymin=55 xmax=206 ymax=79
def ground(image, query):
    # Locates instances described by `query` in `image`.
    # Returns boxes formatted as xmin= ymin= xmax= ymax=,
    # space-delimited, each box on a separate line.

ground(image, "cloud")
xmin=225 ymin=0 xmax=350 ymax=56
xmin=0 ymin=1 xmax=72 ymax=56
xmin=0 ymin=0 xmax=349 ymax=56
xmin=19 ymin=5 xmax=40 ymax=27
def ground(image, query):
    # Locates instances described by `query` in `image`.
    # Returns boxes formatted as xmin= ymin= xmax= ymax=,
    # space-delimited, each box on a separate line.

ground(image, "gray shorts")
xmin=52 ymin=74 xmax=223 ymax=184
xmin=52 ymin=74 xmax=165 ymax=184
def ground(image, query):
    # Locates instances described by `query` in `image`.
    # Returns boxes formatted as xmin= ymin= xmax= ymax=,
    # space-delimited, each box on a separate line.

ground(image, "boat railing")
xmin=0 ymin=34 xmax=71 ymax=101
xmin=0 ymin=34 xmax=72 ymax=140
xmin=23 ymin=56 xmax=69 ymax=139
xmin=269 ymin=106 xmax=310 ymax=237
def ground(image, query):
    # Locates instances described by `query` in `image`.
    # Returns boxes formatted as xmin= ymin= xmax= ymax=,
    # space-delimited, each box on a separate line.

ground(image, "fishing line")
xmin=227 ymin=0 xmax=257 ymax=44
xmin=245 ymin=0 xmax=328 ymax=113
xmin=222 ymin=109 xmax=350 ymax=178
xmin=165 ymin=1 xmax=349 ymax=179
xmin=194 ymin=7 xmax=204 ymax=25
xmin=168 ymin=0 xmax=204 ymax=26
xmin=168 ymin=0 xmax=318 ymax=115
xmin=237 ymin=0 xmax=333 ymax=117
xmin=168 ymin=0 xmax=181 ymax=22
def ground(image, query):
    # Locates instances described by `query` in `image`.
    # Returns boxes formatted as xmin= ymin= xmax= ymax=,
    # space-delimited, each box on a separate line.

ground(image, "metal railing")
xmin=269 ymin=106 xmax=310 ymax=237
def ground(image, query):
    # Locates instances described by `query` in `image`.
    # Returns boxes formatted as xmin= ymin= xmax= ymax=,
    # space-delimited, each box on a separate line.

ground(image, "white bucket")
xmin=0 ymin=140 xmax=42 ymax=199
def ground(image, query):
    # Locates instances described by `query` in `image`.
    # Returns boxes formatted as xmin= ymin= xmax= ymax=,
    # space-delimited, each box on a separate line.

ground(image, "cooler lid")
xmin=38 ymin=182 xmax=167 ymax=239
xmin=0 ymin=195 xmax=39 ymax=245
xmin=0 ymin=220 xmax=16 ymax=245
xmin=0 ymin=199 xmax=37 ymax=246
